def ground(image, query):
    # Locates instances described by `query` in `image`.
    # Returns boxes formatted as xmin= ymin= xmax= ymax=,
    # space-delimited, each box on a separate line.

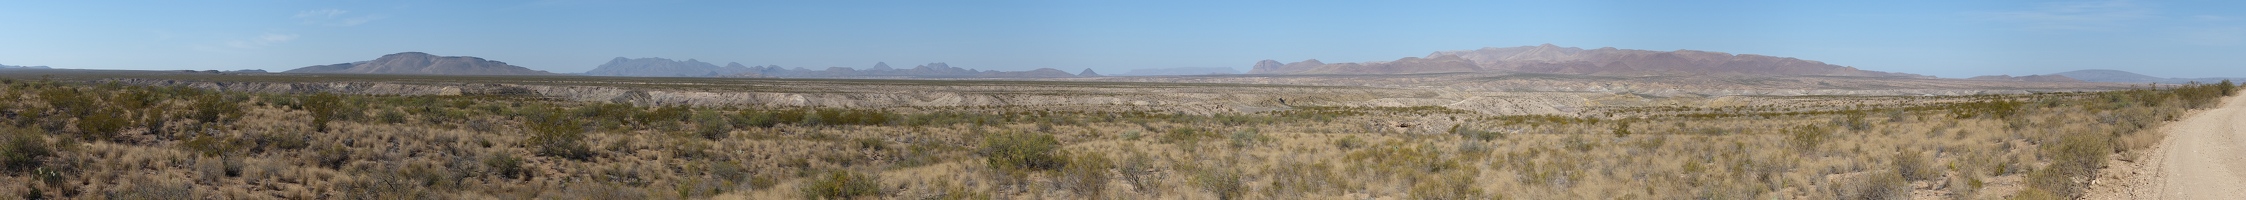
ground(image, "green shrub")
xmin=1060 ymin=151 xmax=1113 ymax=197
xmin=485 ymin=153 xmax=527 ymax=179
xmin=376 ymin=110 xmax=408 ymax=124
xmin=181 ymin=135 xmax=245 ymax=157
xmin=852 ymin=138 xmax=888 ymax=151
xmin=982 ymin=131 xmax=1064 ymax=173
xmin=2026 ymin=132 xmax=2113 ymax=199
xmin=1192 ymin=168 xmax=1245 ymax=200
xmin=1452 ymin=125 xmax=1502 ymax=141
xmin=1611 ymin=121 xmax=1632 ymax=137
xmin=692 ymin=111 xmax=730 ymax=140
xmin=302 ymin=93 xmax=344 ymax=132
xmin=1333 ymin=135 xmax=1366 ymax=150
xmin=74 ymin=108 xmax=131 ymax=140
xmin=527 ymin=113 xmax=592 ymax=160
xmin=800 ymin=170 xmax=882 ymax=199
xmin=1118 ymin=151 xmax=1159 ymax=193
xmin=0 ymin=129 xmax=52 ymax=173
xmin=1894 ymin=150 xmax=1937 ymax=181
xmin=1227 ymin=129 xmax=1269 ymax=148
xmin=250 ymin=132 xmax=309 ymax=151
xmin=1161 ymin=127 xmax=1216 ymax=145
xmin=189 ymin=94 xmax=244 ymax=124
xmin=1842 ymin=169 xmax=1908 ymax=200
xmin=1408 ymin=169 xmax=1486 ymax=200
xmin=1787 ymin=125 xmax=1830 ymax=152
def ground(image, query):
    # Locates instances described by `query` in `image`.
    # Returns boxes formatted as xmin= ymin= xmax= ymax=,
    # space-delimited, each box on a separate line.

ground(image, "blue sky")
xmin=2 ymin=0 xmax=2242 ymax=78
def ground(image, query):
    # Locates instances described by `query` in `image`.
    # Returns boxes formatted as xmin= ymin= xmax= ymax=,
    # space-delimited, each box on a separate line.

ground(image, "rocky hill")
xmin=2050 ymin=69 xmax=2241 ymax=84
xmin=583 ymin=57 xmax=754 ymax=77
xmin=284 ymin=52 xmax=555 ymax=75
xmin=1251 ymin=44 xmax=1929 ymax=78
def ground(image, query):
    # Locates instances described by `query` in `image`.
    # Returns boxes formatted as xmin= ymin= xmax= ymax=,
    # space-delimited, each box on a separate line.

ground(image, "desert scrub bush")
xmin=1227 ymin=129 xmax=1270 ymax=148
xmin=527 ymin=112 xmax=593 ymax=160
xmin=1332 ymin=135 xmax=1366 ymax=150
xmin=485 ymin=153 xmax=527 ymax=179
xmin=1 ymin=128 xmax=53 ymax=173
xmin=1161 ymin=126 xmax=1217 ymax=145
xmin=1344 ymin=142 xmax=1465 ymax=180
xmin=180 ymin=135 xmax=246 ymax=157
xmin=981 ymin=131 xmax=1064 ymax=175
xmin=375 ymin=109 xmax=408 ymax=124
xmin=1787 ymin=125 xmax=1831 ymax=153
xmin=71 ymin=108 xmax=129 ymax=141
xmin=1191 ymin=167 xmax=1245 ymax=200
xmin=1611 ymin=120 xmax=1633 ymax=137
xmin=189 ymin=93 xmax=245 ymax=124
xmin=1451 ymin=124 xmax=1502 ymax=141
xmin=1059 ymin=151 xmax=1113 ymax=197
xmin=1839 ymin=169 xmax=1908 ymax=200
xmin=2026 ymin=132 xmax=2113 ymax=198
xmin=691 ymin=110 xmax=730 ymax=140
xmin=1408 ymin=168 xmax=1486 ymax=200
xmin=302 ymin=92 xmax=344 ymax=132
xmin=1893 ymin=150 xmax=1937 ymax=182
xmin=1118 ymin=150 xmax=1160 ymax=194
xmin=1265 ymin=161 xmax=1343 ymax=197
xmin=1837 ymin=111 xmax=1873 ymax=131
xmin=800 ymin=170 xmax=882 ymax=200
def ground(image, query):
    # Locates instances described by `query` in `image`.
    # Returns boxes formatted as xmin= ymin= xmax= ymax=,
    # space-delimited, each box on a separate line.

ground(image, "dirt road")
xmin=2103 ymin=93 xmax=2246 ymax=199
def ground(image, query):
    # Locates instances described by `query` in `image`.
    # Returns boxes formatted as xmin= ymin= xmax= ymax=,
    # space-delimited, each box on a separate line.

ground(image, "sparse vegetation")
xmin=0 ymin=75 xmax=2227 ymax=199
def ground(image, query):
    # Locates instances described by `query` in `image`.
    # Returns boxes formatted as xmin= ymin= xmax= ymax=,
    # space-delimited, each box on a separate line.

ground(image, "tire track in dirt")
xmin=2089 ymin=93 xmax=2246 ymax=199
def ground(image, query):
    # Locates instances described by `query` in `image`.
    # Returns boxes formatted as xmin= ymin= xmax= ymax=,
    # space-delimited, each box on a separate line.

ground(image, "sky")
xmin=2 ymin=0 xmax=2243 ymax=78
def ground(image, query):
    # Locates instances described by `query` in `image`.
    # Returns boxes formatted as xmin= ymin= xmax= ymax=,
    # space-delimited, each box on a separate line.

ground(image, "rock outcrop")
xmin=284 ymin=52 xmax=555 ymax=76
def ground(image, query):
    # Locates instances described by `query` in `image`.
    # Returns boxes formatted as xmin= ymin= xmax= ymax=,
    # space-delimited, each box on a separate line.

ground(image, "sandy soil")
xmin=2087 ymin=94 xmax=2246 ymax=199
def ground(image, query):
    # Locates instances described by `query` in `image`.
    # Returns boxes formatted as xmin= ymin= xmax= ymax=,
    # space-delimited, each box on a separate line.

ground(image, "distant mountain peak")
xmin=583 ymin=57 xmax=736 ymax=77
xmin=284 ymin=52 xmax=552 ymax=76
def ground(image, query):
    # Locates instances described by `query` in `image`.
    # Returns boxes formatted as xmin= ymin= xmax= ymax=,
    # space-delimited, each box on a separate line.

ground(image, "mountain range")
xmin=2049 ymin=69 xmax=2241 ymax=84
xmin=1252 ymin=44 xmax=1930 ymax=78
xmin=284 ymin=52 xmax=555 ymax=75
xmin=583 ymin=57 xmax=756 ymax=77
xmin=587 ymin=58 xmax=1088 ymax=78
xmin=0 ymin=64 xmax=51 ymax=69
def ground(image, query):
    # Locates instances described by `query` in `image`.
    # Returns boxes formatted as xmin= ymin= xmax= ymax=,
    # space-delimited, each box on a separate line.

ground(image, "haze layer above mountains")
xmin=266 ymin=44 xmax=2235 ymax=83
xmin=1253 ymin=44 xmax=1929 ymax=78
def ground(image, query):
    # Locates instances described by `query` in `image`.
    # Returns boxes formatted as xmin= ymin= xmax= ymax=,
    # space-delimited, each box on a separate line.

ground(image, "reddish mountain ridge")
xmin=1252 ymin=44 xmax=1929 ymax=78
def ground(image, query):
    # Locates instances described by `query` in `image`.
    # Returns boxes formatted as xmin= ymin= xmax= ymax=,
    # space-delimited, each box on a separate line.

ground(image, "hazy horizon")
xmin=4 ymin=0 xmax=2244 ymax=78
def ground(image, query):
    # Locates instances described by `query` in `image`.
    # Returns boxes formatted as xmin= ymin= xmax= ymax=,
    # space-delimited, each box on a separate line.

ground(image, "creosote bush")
xmin=1059 ymin=151 xmax=1113 ymax=197
xmin=1 ymin=128 xmax=53 ymax=173
xmin=526 ymin=111 xmax=592 ymax=160
xmin=982 ymin=131 xmax=1064 ymax=174
xmin=800 ymin=170 xmax=882 ymax=199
